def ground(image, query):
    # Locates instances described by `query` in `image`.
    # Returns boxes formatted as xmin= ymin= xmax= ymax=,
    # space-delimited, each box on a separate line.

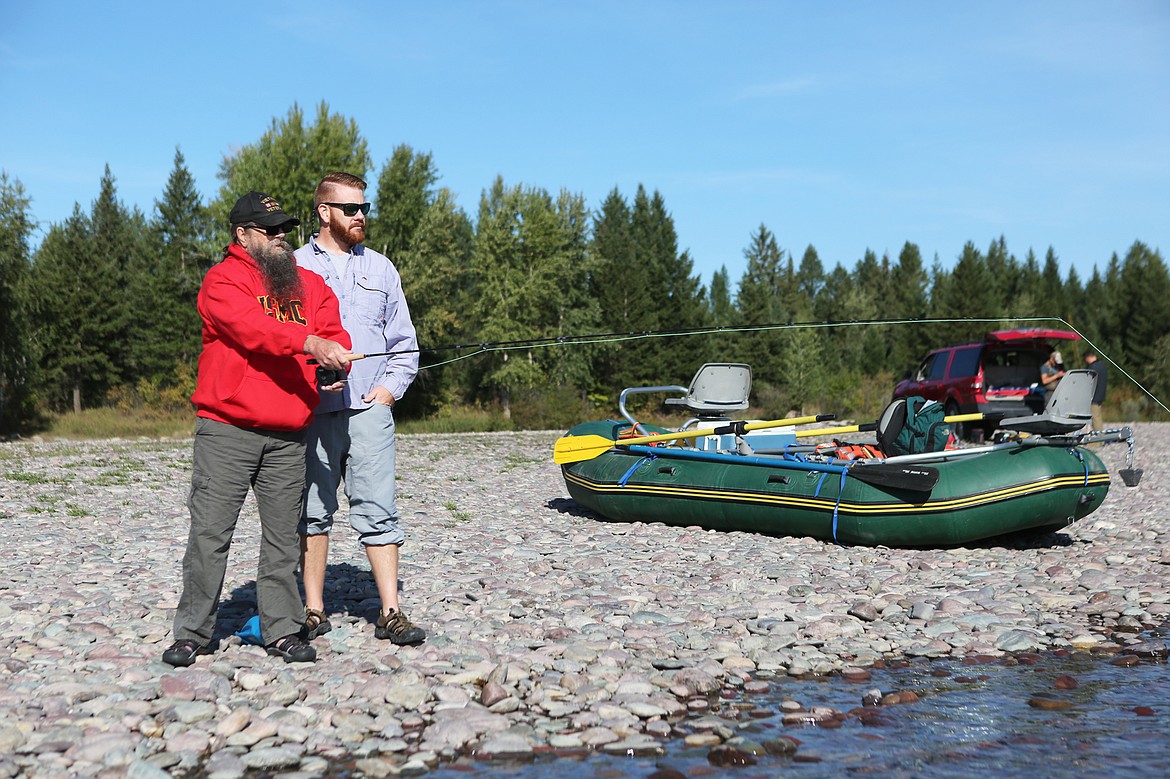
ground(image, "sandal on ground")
xmin=375 ymin=609 xmax=427 ymax=645
xmin=162 ymin=639 xmax=204 ymax=667
xmin=304 ymin=607 xmax=332 ymax=640
xmin=266 ymin=634 xmax=317 ymax=663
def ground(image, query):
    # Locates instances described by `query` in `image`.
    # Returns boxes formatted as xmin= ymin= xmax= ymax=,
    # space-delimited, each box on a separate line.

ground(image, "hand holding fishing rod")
xmin=306 ymin=351 xmax=379 ymax=365
xmin=304 ymin=335 xmax=352 ymax=390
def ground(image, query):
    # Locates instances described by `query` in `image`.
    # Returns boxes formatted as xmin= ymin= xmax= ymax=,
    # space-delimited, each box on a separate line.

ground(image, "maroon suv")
xmin=892 ymin=329 xmax=1083 ymax=439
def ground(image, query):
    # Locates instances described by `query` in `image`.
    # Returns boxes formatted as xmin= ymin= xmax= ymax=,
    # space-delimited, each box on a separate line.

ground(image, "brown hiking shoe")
xmin=303 ymin=607 xmax=332 ymax=640
xmin=375 ymin=609 xmax=426 ymax=645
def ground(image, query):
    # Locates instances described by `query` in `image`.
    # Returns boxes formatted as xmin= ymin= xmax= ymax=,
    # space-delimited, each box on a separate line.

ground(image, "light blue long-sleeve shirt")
xmin=295 ymin=235 xmax=418 ymax=413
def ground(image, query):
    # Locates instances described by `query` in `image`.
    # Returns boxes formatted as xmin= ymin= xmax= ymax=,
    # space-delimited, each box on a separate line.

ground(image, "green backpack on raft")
xmin=876 ymin=396 xmax=951 ymax=456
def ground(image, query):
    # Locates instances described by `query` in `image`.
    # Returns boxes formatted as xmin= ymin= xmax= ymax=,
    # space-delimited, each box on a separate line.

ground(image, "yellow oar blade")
xmin=553 ymin=414 xmax=834 ymax=465
xmin=554 ymin=434 xmax=638 ymax=464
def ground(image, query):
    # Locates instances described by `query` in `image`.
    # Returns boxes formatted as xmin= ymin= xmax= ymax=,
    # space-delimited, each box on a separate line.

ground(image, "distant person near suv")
xmin=1040 ymin=351 xmax=1065 ymax=397
xmin=892 ymin=329 xmax=1082 ymax=440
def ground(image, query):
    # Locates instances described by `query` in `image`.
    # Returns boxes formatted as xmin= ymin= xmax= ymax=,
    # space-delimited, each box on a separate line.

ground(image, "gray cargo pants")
xmin=173 ymin=417 xmax=307 ymax=646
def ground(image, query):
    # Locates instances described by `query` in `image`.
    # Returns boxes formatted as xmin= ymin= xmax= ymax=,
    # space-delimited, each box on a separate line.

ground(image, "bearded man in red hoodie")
xmin=163 ymin=192 xmax=351 ymax=666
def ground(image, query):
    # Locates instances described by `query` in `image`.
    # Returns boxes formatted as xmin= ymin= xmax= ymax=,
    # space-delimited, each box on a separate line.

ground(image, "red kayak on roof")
xmin=985 ymin=328 xmax=1082 ymax=342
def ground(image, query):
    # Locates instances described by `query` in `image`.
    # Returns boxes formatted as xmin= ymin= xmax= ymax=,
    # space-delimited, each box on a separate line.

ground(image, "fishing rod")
xmin=316 ymin=315 xmax=1069 ymax=360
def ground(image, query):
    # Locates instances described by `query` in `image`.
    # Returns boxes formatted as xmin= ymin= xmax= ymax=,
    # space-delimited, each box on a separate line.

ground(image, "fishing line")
xmin=377 ymin=316 xmax=1167 ymax=415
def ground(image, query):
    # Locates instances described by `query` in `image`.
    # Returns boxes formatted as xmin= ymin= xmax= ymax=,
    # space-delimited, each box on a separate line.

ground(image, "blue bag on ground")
xmin=235 ymin=615 xmax=263 ymax=646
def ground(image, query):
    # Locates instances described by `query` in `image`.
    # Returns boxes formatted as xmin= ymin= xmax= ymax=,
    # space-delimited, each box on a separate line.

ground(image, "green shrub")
xmin=509 ymin=386 xmax=594 ymax=431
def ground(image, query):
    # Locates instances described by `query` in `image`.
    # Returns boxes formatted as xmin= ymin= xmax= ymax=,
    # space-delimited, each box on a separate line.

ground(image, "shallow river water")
xmin=375 ymin=639 xmax=1169 ymax=779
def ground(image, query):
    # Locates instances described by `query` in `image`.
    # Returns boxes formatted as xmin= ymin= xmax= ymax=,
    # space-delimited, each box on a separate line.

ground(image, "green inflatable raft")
xmin=558 ymin=420 xmax=1118 ymax=547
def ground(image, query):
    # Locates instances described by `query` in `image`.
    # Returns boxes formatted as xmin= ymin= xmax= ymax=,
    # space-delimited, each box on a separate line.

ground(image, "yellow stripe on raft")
xmin=562 ymin=470 xmax=1109 ymax=516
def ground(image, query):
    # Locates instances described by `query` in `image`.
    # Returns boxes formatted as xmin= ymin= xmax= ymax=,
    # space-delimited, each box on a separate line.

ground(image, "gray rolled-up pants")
xmin=173 ymin=417 xmax=307 ymax=646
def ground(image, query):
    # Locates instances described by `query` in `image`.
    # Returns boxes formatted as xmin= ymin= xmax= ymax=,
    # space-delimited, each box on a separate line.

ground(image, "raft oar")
xmin=795 ymin=422 xmax=878 ymax=438
xmin=553 ymin=414 xmax=835 ymax=465
xmin=624 ymin=445 xmax=940 ymax=492
xmin=792 ymin=412 xmax=996 ymax=440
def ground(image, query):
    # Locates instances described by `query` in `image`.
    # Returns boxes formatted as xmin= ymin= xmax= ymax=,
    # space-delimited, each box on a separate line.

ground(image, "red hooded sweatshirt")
xmin=191 ymin=244 xmax=351 ymax=431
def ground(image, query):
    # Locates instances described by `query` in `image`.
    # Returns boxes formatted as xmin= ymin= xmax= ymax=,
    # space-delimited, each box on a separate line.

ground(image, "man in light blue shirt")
xmin=294 ymin=171 xmax=425 ymax=645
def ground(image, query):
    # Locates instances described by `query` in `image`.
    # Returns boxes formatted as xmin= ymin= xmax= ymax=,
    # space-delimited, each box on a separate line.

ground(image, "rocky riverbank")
xmin=0 ymin=424 xmax=1166 ymax=777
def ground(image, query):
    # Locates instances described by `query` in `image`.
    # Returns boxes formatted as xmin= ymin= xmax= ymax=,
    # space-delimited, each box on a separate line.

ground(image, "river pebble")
xmin=0 ymin=423 xmax=1165 ymax=775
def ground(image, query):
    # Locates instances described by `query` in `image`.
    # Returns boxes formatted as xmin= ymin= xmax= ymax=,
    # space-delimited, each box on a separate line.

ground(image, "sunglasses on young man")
xmin=323 ymin=202 xmax=372 ymax=217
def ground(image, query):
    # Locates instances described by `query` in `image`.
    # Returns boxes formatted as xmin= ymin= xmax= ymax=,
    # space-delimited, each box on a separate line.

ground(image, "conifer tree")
xmin=735 ymin=224 xmax=789 ymax=386
xmin=135 ymin=148 xmax=211 ymax=385
xmin=27 ymin=208 xmax=114 ymax=411
xmin=392 ymin=188 xmax=474 ymax=417
xmin=708 ymin=265 xmax=734 ymax=327
xmin=629 ymin=187 xmax=707 ymax=385
xmin=366 ymin=146 xmax=472 ymax=416
xmin=935 ymin=242 xmax=996 ymax=344
xmin=1113 ymin=242 xmax=1170 ymax=385
xmin=214 ymin=102 xmax=371 ymax=245
xmin=888 ymin=241 xmax=931 ymax=373
xmin=370 ymin=145 xmax=439 ymax=263
xmin=1040 ymin=247 xmax=1065 ymax=311
xmin=0 ymin=172 xmax=35 ymax=429
xmin=795 ymin=245 xmax=824 ymax=307
xmin=1010 ymin=248 xmax=1043 ymax=320
xmin=850 ymin=249 xmax=891 ymax=369
xmin=90 ymin=166 xmax=151 ymax=386
xmin=469 ymin=177 xmax=597 ymax=417
xmin=1063 ymin=266 xmax=1086 ymax=350
xmin=1079 ymin=267 xmax=1110 ymax=352
xmin=590 ymin=188 xmax=649 ymax=391
xmin=985 ymin=235 xmax=1013 ymax=307
xmin=24 ymin=168 xmax=150 ymax=411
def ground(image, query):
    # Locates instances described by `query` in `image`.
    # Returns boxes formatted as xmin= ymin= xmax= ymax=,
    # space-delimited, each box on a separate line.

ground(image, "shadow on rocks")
xmin=545 ymin=497 xmax=1083 ymax=553
xmin=960 ymin=529 xmax=1079 ymax=551
xmin=213 ymin=562 xmax=388 ymax=640
xmin=547 ymin=497 xmax=594 ymax=518
xmin=318 ymin=561 xmax=391 ymax=626
xmin=214 ymin=580 xmax=259 ymax=642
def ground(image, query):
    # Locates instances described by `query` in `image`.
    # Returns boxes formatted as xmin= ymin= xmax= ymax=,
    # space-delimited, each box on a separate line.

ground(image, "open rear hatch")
xmin=982 ymin=329 xmax=1082 ymax=403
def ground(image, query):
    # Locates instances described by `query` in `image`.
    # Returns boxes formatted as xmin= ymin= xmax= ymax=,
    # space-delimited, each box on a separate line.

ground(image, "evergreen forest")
xmin=2 ymin=103 xmax=1168 ymax=435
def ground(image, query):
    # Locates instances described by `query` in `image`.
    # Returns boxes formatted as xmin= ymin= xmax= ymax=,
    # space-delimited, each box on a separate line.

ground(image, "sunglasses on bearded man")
xmin=322 ymin=202 xmax=372 ymax=217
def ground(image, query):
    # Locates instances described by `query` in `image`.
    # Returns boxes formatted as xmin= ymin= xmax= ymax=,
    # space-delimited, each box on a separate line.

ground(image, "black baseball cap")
xmin=229 ymin=191 xmax=301 ymax=228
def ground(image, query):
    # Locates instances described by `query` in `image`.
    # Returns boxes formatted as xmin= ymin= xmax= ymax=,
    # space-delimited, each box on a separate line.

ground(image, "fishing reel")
xmin=316 ymin=366 xmax=347 ymax=389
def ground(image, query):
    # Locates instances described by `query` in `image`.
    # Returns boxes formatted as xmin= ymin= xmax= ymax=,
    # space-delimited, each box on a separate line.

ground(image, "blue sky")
xmin=2 ymin=1 xmax=1167 ymax=287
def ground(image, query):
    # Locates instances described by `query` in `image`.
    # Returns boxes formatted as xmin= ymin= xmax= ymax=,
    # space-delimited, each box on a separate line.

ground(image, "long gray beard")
xmin=253 ymin=239 xmax=303 ymax=302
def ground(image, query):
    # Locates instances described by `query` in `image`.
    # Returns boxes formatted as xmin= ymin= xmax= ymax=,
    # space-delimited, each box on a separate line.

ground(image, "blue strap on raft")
xmin=1067 ymin=447 xmax=1089 ymax=485
xmin=832 ymin=469 xmax=849 ymax=544
xmin=619 ymin=454 xmax=656 ymax=487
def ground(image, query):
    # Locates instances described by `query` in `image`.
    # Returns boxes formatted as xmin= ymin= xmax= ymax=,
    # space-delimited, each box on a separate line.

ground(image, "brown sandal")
xmin=304 ymin=608 xmax=332 ymax=640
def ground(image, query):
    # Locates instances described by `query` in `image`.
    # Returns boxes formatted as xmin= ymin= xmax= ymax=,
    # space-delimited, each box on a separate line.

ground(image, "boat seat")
xmin=998 ymin=368 xmax=1096 ymax=435
xmin=665 ymin=363 xmax=752 ymax=418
